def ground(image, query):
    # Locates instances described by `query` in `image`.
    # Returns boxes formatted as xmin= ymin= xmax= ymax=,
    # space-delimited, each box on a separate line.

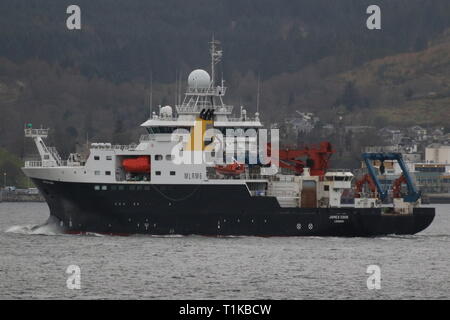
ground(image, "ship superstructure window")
xmin=106 ymin=156 xmax=112 ymax=160
xmin=101 ymin=186 xmax=107 ymax=191
xmin=94 ymin=185 xmax=100 ymax=190
xmin=166 ymin=155 xmax=174 ymax=161
xmin=416 ymin=166 xmax=445 ymax=173
xmin=105 ymin=171 xmax=111 ymax=175
xmin=155 ymin=171 xmax=161 ymax=176
xmin=155 ymin=155 xmax=163 ymax=161
xmin=147 ymin=126 xmax=190 ymax=134
xmin=94 ymin=156 xmax=100 ymax=160
xmin=94 ymin=170 xmax=100 ymax=175
xmin=170 ymin=171 xmax=176 ymax=176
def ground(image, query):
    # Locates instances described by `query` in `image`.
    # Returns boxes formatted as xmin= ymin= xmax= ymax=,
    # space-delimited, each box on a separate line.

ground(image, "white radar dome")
xmin=188 ymin=69 xmax=211 ymax=88
xmin=160 ymin=105 xmax=173 ymax=117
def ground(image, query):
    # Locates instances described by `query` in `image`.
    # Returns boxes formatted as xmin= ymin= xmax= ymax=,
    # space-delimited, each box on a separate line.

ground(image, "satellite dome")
xmin=160 ymin=105 xmax=173 ymax=117
xmin=188 ymin=69 xmax=211 ymax=88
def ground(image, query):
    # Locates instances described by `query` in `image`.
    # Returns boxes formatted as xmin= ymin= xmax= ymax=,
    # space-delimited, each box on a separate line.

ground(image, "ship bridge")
xmin=141 ymin=38 xmax=262 ymax=132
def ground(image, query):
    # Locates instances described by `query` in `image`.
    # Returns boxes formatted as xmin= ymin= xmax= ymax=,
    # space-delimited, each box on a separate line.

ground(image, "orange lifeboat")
xmin=215 ymin=162 xmax=245 ymax=176
xmin=122 ymin=156 xmax=151 ymax=173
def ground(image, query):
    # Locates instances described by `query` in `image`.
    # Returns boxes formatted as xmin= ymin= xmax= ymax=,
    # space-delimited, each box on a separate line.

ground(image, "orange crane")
xmin=267 ymin=141 xmax=334 ymax=176
xmin=392 ymin=175 xmax=408 ymax=199
xmin=354 ymin=174 xmax=377 ymax=198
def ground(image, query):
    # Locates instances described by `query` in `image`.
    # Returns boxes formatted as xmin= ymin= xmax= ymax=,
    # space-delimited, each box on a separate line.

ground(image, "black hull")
xmin=33 ymin=179 xmax=435 ymax=237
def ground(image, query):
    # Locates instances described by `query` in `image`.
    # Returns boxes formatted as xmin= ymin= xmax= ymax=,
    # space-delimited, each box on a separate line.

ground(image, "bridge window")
xmin=105 ymin=171 xmax=111 ymax=175
xmin=94 ymin=156 xmax=100 ymax=160
xmin=147 ymin=126 xmax=190 ymax=134
xmin=155 ymin=155 xmax=163 ymax=161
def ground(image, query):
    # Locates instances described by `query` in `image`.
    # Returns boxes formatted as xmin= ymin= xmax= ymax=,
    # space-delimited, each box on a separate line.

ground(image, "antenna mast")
xmin=147 ymin=71 xmax=153 ymax=119
xmin=210 ymin=36 xmax=222 ymax=88
xmin=150 ymin=71 xmax=153 ymax=117
xmin=256 ymin=74 xmax=261 ymax=113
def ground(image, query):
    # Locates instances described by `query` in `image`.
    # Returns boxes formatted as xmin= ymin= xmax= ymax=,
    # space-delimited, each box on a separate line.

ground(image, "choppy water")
xmin=0 ymin=202 xmax=449 ymax=299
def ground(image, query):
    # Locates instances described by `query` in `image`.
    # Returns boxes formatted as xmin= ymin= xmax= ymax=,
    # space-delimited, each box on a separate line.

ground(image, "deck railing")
xmin=185 ymin=86 xmax=227 ymax=96
xmin=176 ymin=104 xmax=233 ymax=115
xmin=90 ymin=143 xmax=137 ymax=151
xmin=24 ymin=160 xmax=82 ymax=168
xmin=24 ymin=128 xmax=49 ymax=137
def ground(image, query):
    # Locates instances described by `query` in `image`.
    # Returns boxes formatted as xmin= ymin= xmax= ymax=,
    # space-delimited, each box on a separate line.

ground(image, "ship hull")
xmin=32 ymin=179 xmax=435 ymax=237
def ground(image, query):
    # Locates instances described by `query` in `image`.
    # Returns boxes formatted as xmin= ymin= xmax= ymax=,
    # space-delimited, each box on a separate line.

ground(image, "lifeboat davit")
xmin=122 ymin=156 xmax=151 ymax=173
xmin=215 ymin=162 xmax=245 ymax=176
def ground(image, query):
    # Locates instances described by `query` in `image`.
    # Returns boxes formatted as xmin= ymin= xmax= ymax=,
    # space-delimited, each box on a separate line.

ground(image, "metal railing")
xmin=221 ymin=117 xmax=261 ymax=123
xmin=25 ymin=160 xmax=83 ymax=168
xmin=25 ymin=161 xmax=43 ymax=167
xmin=206 ymin=172 xmax=268 ymax=181
xmin=24 ymin=128 xmax=49 ymax=137
xmin=176 ymin=104 xmax=233 ymax=114
xmin=139 ymin=134 xmax=155 ymax=142
xmin=90 ymin=143 xmax=137 ymax=151
xmin=185 ymin=86 xmax=227 ymax=96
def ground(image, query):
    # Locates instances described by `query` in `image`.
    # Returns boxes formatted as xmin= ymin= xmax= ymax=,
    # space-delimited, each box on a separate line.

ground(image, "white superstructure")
xmin=23 ymin=40 xmax=353 ymax=209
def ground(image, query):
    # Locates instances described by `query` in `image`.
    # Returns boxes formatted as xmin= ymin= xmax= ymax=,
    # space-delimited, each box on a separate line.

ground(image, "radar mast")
xmin=210 ymin=36 xmax=222 ymax=88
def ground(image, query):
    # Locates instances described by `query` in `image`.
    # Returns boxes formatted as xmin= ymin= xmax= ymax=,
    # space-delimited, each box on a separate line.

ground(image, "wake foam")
xmin=5 ymin=220 xmax=64 ymax=236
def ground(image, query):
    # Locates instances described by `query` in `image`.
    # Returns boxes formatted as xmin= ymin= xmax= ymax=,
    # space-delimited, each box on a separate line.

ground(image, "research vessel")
xmin=22 ymin=40 xmax=434 ymax=236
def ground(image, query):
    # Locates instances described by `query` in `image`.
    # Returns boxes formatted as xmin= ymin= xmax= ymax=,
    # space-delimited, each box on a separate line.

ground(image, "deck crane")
xmin=362 ymin=153 xmax=420 ymax=203
xmin=267 ymin=141 xmax=334 ymax=176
